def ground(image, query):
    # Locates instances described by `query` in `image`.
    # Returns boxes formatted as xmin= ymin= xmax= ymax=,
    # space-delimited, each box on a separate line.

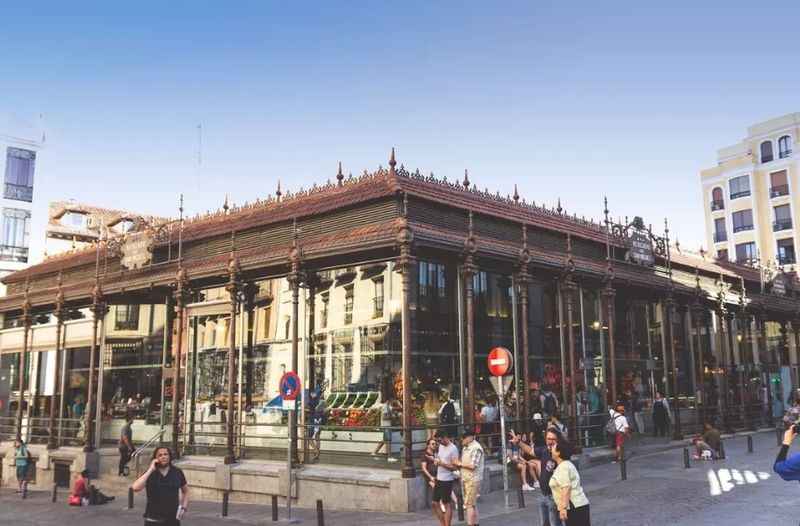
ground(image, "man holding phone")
xmin=510 ymin=428 xmax=564 ymax=526
xmin=775 ymin=424 xmax=800 ymax=481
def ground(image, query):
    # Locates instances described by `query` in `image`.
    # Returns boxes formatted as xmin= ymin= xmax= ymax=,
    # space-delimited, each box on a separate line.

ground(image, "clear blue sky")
xmin=3 ymin=1 xmax=800 ymax=260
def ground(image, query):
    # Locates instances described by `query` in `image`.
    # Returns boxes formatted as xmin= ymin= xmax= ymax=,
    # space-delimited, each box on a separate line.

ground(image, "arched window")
xmin=711 ymin=187 xmax=724 ymax=210
xmin=761 ymin=141 xmax=774 ymax=163
xmin=779 ymin=135 xmax=792 ymax=159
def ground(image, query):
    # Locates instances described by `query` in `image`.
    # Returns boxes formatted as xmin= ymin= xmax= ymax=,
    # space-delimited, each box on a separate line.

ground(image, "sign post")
xmin=487 ymin=347 xmax=513 ymax=508
xmin=279 ymin=371 xmax=301 ymax=524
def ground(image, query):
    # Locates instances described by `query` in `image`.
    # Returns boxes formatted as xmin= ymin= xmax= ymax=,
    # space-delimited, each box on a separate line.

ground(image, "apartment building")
xmin=0 ymin=119 xmax=43 ymax=288
xmin=701 ymin=113 xmax=800 ymax=268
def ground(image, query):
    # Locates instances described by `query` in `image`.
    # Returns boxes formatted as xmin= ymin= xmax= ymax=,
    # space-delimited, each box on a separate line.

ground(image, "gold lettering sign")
xmin=120 ymin=231 xmax=153 ymax=270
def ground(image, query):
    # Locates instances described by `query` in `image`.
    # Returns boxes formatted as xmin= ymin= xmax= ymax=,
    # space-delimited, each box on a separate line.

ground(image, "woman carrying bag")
xmin=549 ymin=436 xmax=590 ymax=526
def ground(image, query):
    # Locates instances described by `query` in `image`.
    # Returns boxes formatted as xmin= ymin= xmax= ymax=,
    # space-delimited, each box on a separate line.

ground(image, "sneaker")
xmin=532 ymin=480 xmax=540 ymax=489
xmin=522 ymin=484 xmax=534 ymax=491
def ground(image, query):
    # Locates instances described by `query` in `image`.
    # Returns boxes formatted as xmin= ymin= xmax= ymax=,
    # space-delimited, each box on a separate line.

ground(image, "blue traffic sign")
xmin=279 ymin=371 xmax=301 ymax=401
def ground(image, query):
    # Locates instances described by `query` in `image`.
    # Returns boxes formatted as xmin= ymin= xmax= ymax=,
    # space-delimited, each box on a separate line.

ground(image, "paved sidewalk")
xmin=0 ymin=428 xmax=787 ymax=525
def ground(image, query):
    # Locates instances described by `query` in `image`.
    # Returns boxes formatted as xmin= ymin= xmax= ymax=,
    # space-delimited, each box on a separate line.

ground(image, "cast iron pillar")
xmin=561 ymin=234 xmax=578 ymax=447
xmin=396 ymin=191 xmax=417 ymax=478
xmin=462 ymin=211 xmax=477 ymax=430
xmin=15 ymin=282 xmax=32 ymax=441
xmin=601 ymin=280 xmax=617 ymax=406
xmin=287 ymin=225 xmax=303 ymax=466
xmin=84 ymin=280 xmax=107 ymax=452
xmin=172 ymin=267 xmax=189 ymax=458
xmin=517 ymin=225 xmax=532 ymax=430
xmin=224 ymin=255 xmax=240 ymax=465
xmin=47 ymin=274 xmax=66 ymax=449
xmin=664 ymin=293 xmax=682 ymax=439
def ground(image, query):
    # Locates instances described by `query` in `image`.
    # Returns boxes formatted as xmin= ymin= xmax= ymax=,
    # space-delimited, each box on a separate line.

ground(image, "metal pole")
xmin=271 ymin=495 xmax=278 ymax=521
xmin=57 ymin=323 xmax=68 ymax=446
xmin=16 ymin=307 xmax=31 ymax=440
xmin=683 ymin=447 xmax=690 ymax=468
xmin=747 ymin=434 xmax=753 ymax=453
xmin=316 ymin=499 xmax=325 ymax=526
xmin=237 ymin=300 xmax=244 ymax=457
xmin=286 ymin=408 xmax=294 ymax=522
xmin=499 ymin=396 xmax=510 ymax=508
xmin=94 ymin=315 xmax=107 ymax=450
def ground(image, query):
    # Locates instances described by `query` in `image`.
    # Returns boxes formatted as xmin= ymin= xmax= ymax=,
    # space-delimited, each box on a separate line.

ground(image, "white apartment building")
xmin=0 ymin=118 xmax=43 ymax=290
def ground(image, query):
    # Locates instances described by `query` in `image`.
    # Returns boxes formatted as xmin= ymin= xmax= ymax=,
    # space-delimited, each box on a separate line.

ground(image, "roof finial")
xmin=389 ymin=148 xmax=397 ymax=176
xmin=276 ymin=180 xmax=282 ymax=201
xmin=513 ymin=184 xmax=519 ymax=203
xmin=556 ymin=198 xmax=563 ymax=215
xmin=336 ymin=161 xmax=344 ymax=186
xmin=463 ymin=169 xmax=470 ymax=188
xmin=223 ymin=194 xmax=229 ymax=214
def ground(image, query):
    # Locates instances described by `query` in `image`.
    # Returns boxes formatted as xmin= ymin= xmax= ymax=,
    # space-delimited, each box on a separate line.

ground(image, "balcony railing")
xmin=713 ymin=231 xmax=728 ymax=243
xmin=4 ymin=183 xmax=33 ymax=202
xmin=773 ymin=219 xmax=793 ymax=231
xmin=0 ymin=245 xmax=28 ymax=262
xmin=373 ymin=297 xmax=384 ymax=318
xmin=771 ymin=184 xmax=789 ymax=198
xmin=736 ymin=258 xmax=757 ymax=267
xmin=780 ymin=149 xmax=792 ymax=159
xmin=710 ymin=200 xmax=725 ymax=211
xmin=730 ymin=190 xmax=751 ymax=200
xmin=779 ymin=254 xmax=797 ymax=265
xmin=733 ymin=224 xmax=754 ymax=233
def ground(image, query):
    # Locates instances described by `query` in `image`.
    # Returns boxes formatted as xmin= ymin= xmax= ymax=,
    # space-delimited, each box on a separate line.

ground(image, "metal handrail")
xmin=132 ymin=426 xmax=166 ymax=459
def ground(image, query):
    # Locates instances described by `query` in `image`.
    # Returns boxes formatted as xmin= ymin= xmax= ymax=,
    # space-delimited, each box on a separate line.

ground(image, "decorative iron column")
xmin=715 ymin=296 xmax=733 ymax=434
xmin=601 ymin=198 xmax=617 ymax=406
xmin=691 ymin=268 xmax=706 ymax=427
xmin=517 ymin=225 xmax=531 ymax=430
xmin=462 ymin=211 xmax=477 ymax=429
xmin=396 ymin=192 xmax=417 ymax=478
xmin=84 ymin=280 xmax=107 ymax=452
xmin=47 ymin=273 xmax=66 ymax=449
xmin=287 ymin=224 xmax=303 ymax=466
xmin=561 ymin=235 xmax=579 ymax=445
xmin=224 ymin=253 xmax=240 ymax=465
xmin=664 ymin=293 xmax=682 ymax=439
xmin=172 ymin=267 xmax=189 ymax=458
xmin=756 ymin=312 xmax=773 ymax=427
xmin=15 ymin=282 xmax=32 ymax=440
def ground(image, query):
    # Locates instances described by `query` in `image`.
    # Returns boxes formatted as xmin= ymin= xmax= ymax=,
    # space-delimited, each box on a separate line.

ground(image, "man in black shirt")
xmin=510 ymin=428 xmax=564 ymax=526
xmin=132 ymin=446 xmax=189 ymax=525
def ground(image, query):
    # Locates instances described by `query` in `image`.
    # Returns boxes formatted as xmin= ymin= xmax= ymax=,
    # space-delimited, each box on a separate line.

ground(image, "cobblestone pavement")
xmin=0 ymin=431 xmax=791 ymax=525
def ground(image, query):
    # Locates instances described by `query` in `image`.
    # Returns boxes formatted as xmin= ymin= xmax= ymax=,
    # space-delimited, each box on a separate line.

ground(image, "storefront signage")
xmin=487 ymin=347 xmax=513 ymax=376
xmin=120 ymin=231 xmax=153 ymax=270
xmin=772 ymin=274 xmax=787 ymax=296
xmin=629 ymin=230 xmax=655 ymax=267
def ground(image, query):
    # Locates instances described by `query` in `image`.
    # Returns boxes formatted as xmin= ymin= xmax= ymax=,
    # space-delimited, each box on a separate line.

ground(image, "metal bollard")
xmin=456 ymin=490 xmax=465 ymax=522
xmin=51 ymin=482 xmax=58 ymax=502
xmin=222 ymin=491 xmax=229 ymax=517
xmin=517 ymin=486 xmax=525 ymax=508
xmin=271 ymin=495 xmax=278 ymax=522
xmin=620 ymin=458 xmax=627 ymax=481
xmin=128 ymin=487 xmax=134 ymax=509
xmin=719 ymin=440 xmax=726 ymax=460
xmin=777 ymin=427 xmax=783 ymax=446
xmin=747 ymin=435 xmax=753 ymax=453
xmin=316 ymin=499 xmax=325 ymax=526
xmin=683 ymin=447 xmax=690 ymax=469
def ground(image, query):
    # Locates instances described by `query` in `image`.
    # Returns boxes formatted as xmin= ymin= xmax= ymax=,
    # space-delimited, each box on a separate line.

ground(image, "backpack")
xmin=440 ymin=400 xmax=456 ymax=425
xmin=542 ymin=392 xmax=557 ymax=416
xmin=605 ymin=414 xmax=621 ymax=435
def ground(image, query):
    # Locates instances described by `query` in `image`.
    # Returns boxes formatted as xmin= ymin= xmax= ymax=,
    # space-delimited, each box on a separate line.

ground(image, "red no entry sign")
xmin=487 ymin=347 xmax=513 ymax=376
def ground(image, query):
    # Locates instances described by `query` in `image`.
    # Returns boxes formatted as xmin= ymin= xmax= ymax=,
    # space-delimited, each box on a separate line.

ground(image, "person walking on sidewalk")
xmin=13 ymin=438 xmax=31 ymax=496
xmin=550 ymin=436 xmax=591 ymax=526
xmin=432 ymin=430 xmax=460 ymax=526
xmin=608 ymin=405 xmax=629 ymax=463
xmin=455 ymin=429 xmax=484 ymax=526
xmin=119 ymin=415 xmax=134 ymax=476
xmin=510 ymin=428 xmax=564 ymax=526
xmin=652 ymin=392 xmax=671 ymax=437
xmin=132 ymin=446 xmax=189 ymax=526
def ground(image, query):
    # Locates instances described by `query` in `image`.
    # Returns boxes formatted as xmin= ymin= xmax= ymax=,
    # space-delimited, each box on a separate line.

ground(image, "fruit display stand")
xmin=319 ymin=390 xmax=427 ymax=455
